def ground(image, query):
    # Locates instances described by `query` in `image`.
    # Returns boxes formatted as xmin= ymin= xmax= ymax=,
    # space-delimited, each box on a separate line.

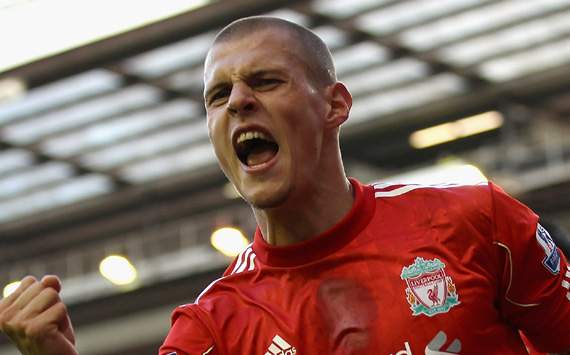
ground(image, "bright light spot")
xmin=409 ymin=111 xmax=504 ymax=149
xmin=210 ymin=227 xmax=249 ymax=257
xmin=0 ymin=78 xmax=26 ymax=103
xmin=99 ymin=255 xmax=138 ymax=286
xmin=387 ymin=161 xmax=487 ymax=186
xmin=3 ymin=281 xmax=21 ymax=298
xmin=455 ymin=164 xmax=487 ymax=184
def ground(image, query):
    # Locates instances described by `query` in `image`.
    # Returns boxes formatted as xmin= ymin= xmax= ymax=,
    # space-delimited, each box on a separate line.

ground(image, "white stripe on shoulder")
xmin=235 ymin=248 xmax=253 ymax=274
xmin=371 ymin=181 xmax=393 ymax=189
xmin=195 ymin=245 xmax=256 ymax=303
xmin=248 ymin=253 xmax=256 ymax=271
xmin=231 ymin=246 xmax=247 ymax=274
xmin=231 ymin=243 xmax=253 ymax=274
xmin=373 ymin=181 xmax=488 ymax=198
xmin=195 ymin=275 xmax=226 ymax=303
xmin=232 ymin=244 xmax=257 ymax=275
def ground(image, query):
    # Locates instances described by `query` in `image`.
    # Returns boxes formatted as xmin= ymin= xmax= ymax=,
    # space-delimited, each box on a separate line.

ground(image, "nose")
xmin=227 ymin=82 xmax=256 ymax=115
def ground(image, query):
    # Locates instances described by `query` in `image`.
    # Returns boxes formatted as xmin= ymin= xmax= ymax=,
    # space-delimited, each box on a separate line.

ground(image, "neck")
xmin=252 ymin=165 xmax=354 ymax=247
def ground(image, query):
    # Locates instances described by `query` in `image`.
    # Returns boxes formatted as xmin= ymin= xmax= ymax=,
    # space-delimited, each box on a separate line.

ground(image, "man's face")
xmin=203 ymin=28 xmax=330 ymax=209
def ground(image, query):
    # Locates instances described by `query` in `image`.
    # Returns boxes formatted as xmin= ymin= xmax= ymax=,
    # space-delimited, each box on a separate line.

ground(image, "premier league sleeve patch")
xmin=536 ymin=223 xmax=561 ymax=275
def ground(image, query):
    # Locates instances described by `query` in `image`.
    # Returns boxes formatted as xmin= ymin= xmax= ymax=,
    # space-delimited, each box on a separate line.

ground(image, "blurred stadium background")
xmin=1 ymin=0 xmax=570 ymax=353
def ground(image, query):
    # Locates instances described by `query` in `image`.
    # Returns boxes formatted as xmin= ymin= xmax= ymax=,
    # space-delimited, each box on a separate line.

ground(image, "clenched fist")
xmin=0 ymin=275 xmax=77 ymax=355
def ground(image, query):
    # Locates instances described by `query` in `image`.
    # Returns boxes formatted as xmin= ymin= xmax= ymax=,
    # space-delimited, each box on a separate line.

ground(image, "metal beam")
xmin=0 ymin=0 xmax=309 ymax=89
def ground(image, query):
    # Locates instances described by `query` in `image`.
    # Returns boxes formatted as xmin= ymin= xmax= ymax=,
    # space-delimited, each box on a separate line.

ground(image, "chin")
xmin=244 ymin=185 xmax=291 ymax=210
xmin=246 ymin=193 xmax=287 ymax=210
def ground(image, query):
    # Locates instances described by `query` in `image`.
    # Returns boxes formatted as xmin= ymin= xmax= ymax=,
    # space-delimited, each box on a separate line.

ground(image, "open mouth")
xmin=234 ymin=130 xmax=279 ymax=167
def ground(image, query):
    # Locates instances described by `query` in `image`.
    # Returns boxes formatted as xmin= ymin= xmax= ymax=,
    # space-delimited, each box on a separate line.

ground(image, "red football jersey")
xmin=160 ymin=179 xmax=570 ymax=355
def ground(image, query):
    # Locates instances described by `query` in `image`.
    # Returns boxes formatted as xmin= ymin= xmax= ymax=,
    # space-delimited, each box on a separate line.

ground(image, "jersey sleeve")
xmin=159 ymin=305 xmax=218 ymax=355
xmin=159 ymin=249 xmax=244 ymax=355
xmin=490 ymin=182 xmax=570 ymax=352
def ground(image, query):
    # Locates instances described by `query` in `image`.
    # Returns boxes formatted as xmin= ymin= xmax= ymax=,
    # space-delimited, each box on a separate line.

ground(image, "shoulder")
xmin=367 ymin=180 xmax=500 ymax=243
xmin=194 ymin=244 xmax=259 ymax=305
xmin=370 ymin=180 xmax=492 ymax=209
xmin=370 ymin=180 xmax=489 ymax=195
xmin=161 ymin=304 xmax=219 ymax=355
xmin=161 ymin=246 xmax=260 ymax=333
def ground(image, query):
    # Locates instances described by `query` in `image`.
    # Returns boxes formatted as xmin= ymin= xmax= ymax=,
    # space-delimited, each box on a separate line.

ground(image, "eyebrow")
xmin=204 ymin=82 xmax=229 ymax=102
xmin=204 ymin=69 xmax=286 ymax=101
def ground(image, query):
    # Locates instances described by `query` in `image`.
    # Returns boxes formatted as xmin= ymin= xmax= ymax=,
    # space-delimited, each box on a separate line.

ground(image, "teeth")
xmin=236 ymin=130 xmax=271 ymax=144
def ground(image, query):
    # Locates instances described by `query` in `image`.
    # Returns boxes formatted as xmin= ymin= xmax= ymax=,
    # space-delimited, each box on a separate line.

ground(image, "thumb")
xmin=58 ymin=307 xmax=76 ymax=345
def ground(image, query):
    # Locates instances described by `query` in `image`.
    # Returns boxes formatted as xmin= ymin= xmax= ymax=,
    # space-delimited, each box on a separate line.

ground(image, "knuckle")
xmin=0 ymin=314 xmax=9 ymax=329
xmin=40 ymin=287 xmax=59 ymax=300
xmin=54 ymin=301 xmax=67 ymax=315
xmin=21 ymin=275 xmax=38 ymax=286
xmin=0 ymin=308 xmax=7 ymax=324
xmin=0 ymin=305 xmax=17 ymax=325
xmin=25 ymin=321 xmax=43 ymax=340
xmin=3 ymin=318 xmax=25 ymax=337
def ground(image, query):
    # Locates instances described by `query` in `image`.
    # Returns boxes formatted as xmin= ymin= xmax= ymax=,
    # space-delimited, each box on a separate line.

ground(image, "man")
xmin=1 ymin=16 xmax=570 ymax=355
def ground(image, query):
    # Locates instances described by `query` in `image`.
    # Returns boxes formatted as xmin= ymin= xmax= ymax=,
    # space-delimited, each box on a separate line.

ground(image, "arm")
xmin=489 ymin=183 xmax=570 ymax=353
xmin=545 ymin=223 xmax=570 ymax=355
xmin=0 ymin=275 xmax=77 ymax=355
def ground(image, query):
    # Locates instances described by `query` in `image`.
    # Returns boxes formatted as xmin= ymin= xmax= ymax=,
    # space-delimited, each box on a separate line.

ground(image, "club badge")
xmin=401 ymin=257 xmax=460 ymax=317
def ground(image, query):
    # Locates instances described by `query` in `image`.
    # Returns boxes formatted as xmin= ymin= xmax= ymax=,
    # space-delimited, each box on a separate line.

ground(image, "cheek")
xmin=207 ymin=113 xmax=226 ymax=144
xmin=283 ymin=128 xmax=321 ymax=173
xmin=293 ymin=115 xmax=323 ymax=153
xmin=207 ymin=115 xmax=232 ymax=166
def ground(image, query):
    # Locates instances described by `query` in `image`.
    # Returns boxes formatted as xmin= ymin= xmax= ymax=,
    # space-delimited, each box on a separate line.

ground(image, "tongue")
xmin=246 ymin=145 xmax=277 ymax=167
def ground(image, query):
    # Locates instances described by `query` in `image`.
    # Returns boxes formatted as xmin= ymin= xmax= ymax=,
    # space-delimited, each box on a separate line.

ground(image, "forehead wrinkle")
xmin=204 ymin=44 xmax=298 ymax=94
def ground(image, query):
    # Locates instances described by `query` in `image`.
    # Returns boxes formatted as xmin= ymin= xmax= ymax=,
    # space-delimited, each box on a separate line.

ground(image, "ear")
xmin=325 ymin=82 xmax=352 ymax=129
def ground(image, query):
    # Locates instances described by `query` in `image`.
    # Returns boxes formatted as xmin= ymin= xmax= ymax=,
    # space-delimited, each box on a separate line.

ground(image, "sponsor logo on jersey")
xmin=401 ymin=257 xmax=460 ymax=317
xmin=265 ymin=334 xmax=296 ymax=355
xmin=390 ymin=330 xmax=461 ymax=355
xmin=535 ymin=223 xmax=561 ymax=274
xmin=425 ymin=330 xmax=461 ymax=354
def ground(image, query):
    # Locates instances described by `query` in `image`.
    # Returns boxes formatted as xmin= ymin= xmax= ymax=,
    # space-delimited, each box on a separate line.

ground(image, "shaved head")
xmin=210 ymin=16 xmax=337 ymax=88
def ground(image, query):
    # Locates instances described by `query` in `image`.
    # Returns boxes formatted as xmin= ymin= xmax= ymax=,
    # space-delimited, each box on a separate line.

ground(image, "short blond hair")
xmin=211 ymin=16 xmax=337 ymax=88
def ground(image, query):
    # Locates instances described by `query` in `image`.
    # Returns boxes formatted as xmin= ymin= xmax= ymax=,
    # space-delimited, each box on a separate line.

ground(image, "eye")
xmin=251 ymin=77 xmax=282 ymax=90
xmin=208 ymin=86 xmax=231 ymax=106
